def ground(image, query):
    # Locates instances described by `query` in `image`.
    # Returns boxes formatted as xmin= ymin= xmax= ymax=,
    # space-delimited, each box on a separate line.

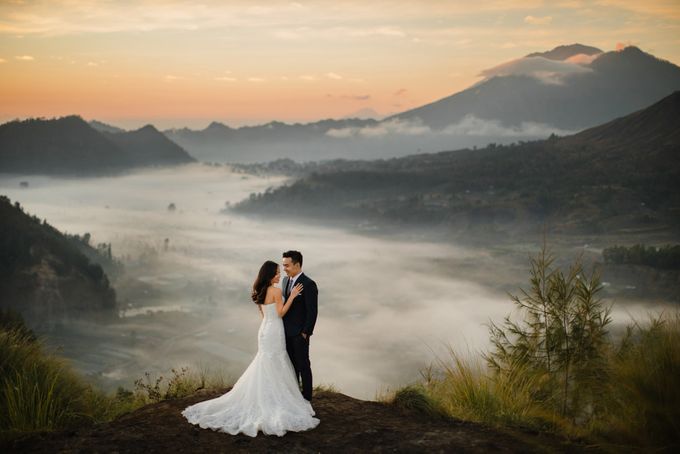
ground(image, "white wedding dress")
xmin=181 ymin=302 xmax=320 ymax=436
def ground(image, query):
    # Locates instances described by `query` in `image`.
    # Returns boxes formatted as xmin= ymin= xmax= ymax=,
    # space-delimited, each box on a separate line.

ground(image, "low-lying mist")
xmin=0 ymin=164 xmax=672 ymax=399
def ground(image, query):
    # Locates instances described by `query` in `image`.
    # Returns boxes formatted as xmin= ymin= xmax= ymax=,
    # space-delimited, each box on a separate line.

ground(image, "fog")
xmin=326 ymin=116 xmax=574 ymax=139
xmin=0 ymin=164 xmax=673 ymax=399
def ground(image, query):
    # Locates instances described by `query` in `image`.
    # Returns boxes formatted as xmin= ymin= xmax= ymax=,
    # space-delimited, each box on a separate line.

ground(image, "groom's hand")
xmin=301 ymin=332 xmax=308 ymax=340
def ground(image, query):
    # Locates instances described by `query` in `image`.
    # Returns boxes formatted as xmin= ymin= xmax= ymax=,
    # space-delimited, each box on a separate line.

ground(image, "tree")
xmin=484 ymin=239 xmax=611 ymax=422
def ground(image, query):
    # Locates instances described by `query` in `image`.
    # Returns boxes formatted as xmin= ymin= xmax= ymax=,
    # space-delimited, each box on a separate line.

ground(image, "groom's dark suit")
xmin=282 ymin=272 xmax=318 ymax=401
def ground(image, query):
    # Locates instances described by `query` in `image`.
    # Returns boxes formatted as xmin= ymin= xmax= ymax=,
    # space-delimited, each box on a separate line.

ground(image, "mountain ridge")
xmin=162 ymin=44 xmax=680 ymax=163
xmin=233 ymin=91 xmax=680 ymax=239
xmin=526 ymin=43 xmax=602 ymax=60
xmin=385 ymin=45 xmax=680 ymax=130
xmin=0 ymin=115 xmax=195 ymax=175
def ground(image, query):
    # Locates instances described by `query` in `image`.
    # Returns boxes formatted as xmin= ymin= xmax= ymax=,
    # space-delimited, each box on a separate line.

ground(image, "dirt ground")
xmin=4 ymin=388 xmax=596 ymax=453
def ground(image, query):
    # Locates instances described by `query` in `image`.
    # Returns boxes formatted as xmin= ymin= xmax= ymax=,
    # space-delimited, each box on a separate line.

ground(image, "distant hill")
xmin=0 ymin=115 xmax=195 ymax=176
xmin=559 ymin=90 xmax=680 ymax=150
xmin=0 ymin=195 xmax=119 ymax=331
xmin=163 ymin=118 xmax=379 ymax=163
xmin=89 ymin=119 xmax=126 ymax=134
xmin=387 ymin=45 xmax=680 ymax=131
xmin=103 ymin=124 xmax=195 ymax=167
xmin=0 ymin=116 xmax=131 ymax=175
xmin=233 ymin=91 xmax=680 ymax=239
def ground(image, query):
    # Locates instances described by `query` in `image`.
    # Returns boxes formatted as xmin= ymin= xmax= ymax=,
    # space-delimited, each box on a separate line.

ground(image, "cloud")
xmin=327 ymin=118 xmax=431 ymax=138
xmin=2 ymin=0 xmax=678 ymax=41
xmin=0 ymin=58 xmax=5 ymax=63
xmin=247 ymin=77 xmax=265 ymax=82
xmin=341 ymin=94 xmax=371 ymax=101
xmin=342 ymin=26 xmax=407 ymax=38
xmin=272 ymin=28 xmax=309 ymax=40
xmin=565 ymin=52 xmax=601 ymax=64
xmin=393 ymin=88 xmax=407 ymax=96
xmin=440 ymin=115 xmax=574 ymax=137
xmin=164 ymin=74 xmax=183 ymax=81
xmin=479 ymin=55 xmax=592 ymax=85
xmin=523 ymin=15 xmax=553 ymax=25
xmin=326 ymin=116 xmax=574 ymax=139
xmin=15 ymin=55 xmax=34 ymax=60
xmin=325 ymin=72 xmax=342 ymax=80
xmin=300 ymin=74 xmax=317 ymax=81
xmin=595 ymin=0 xmax=680 ymax=20
xmin=86 ymin=61 xmax=98 ymax=66
xmin=0 ymin=2 xmax=413 ymax=40
xmin=326 ymin=127 xmax=355 ymax=138
xmin=214 ymin=76 xmax=237 ymax=82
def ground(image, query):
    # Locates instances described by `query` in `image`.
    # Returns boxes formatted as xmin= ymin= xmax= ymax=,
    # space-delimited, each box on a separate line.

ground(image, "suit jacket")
xmin=282 ymin=272 xmax=318 ymax=338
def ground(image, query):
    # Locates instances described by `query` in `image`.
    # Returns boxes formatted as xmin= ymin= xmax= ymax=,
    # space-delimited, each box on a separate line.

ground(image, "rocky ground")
xmin=4 ymin=388 xmax=597 ymax=453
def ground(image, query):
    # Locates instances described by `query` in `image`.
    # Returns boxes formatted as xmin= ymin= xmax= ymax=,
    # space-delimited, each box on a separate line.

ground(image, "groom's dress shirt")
xmin=287 ymin=270 xmax=303 ymax=296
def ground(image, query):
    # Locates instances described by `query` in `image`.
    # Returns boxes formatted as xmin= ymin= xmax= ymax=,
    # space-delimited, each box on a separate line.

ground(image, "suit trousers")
xmin=286 ymin=333 xmax=312 ymax=401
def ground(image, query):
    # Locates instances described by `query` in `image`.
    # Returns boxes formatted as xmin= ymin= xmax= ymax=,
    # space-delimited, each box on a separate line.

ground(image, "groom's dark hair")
xmin=283 ymin=250 xmax=303 ymax=266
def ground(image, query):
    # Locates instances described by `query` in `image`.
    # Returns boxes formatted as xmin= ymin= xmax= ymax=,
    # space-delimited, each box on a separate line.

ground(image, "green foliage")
xmin=234 ymin=128 xmax=680 ymax=234
xmin=0 ymin=311 xmax=148 ymax=436
xmin=485 ymin=240 xmax=611 ymax=423
xmin=603 ymin=243 xmax=680 ymax=269
xmin=420 ymin=347 xmax=557 ymax=429
xmin=596 ymin=313 xmax=680 ymax=447
xmin=313 ymin=383 xmax=338 ymax=393
xmin=0 ymin=313 xmax=93 ymax=434
xmin=0 ymin=195 xmax=118 ymax=319
xmin=389 ymin=384 xmax=448 ymax=420
xmin=133 ymin=365 xmax=232 ymax=404
xmin=0 ymin=309 xmax=234 ymax=442
xmin=409 ymin=244 xmax=679 ymax=449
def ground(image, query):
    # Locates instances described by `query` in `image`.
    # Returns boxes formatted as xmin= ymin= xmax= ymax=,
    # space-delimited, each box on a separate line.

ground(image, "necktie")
xmin=286 ymin=278 xmax=293 ymax=298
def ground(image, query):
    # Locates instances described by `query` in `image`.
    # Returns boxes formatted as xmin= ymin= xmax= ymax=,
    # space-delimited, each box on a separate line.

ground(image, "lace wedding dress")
xmin=181 ymin=302 xmax=320 ymax=436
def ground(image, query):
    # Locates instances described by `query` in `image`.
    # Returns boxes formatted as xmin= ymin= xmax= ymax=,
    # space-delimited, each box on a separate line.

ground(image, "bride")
xmin=181 ymin=260 xmax=320 ymax=436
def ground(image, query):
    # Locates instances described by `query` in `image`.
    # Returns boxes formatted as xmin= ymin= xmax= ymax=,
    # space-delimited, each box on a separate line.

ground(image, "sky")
xmin=1 ymin=0 xmax=679 ymax=130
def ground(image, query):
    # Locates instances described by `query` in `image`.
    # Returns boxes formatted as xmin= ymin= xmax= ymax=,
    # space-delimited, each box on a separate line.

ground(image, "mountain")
xmin=0 ymin=195 xmax=118 ymax=331
xmin=560 ymin=90 xmax=680 ymax=150
xmin=526 ymin=43 xmax=602 ymax=60
xmin=0 ymin=115 xmax=132 ymax=174
xmin=233 ymin=91 xmax=680 ymax=240
xmin=163 ymin=117 xmax=379 ymax=163
xmin=103 ymin=124 xmax=196 ymax=166
xmin=387 ymin=45 xmax=680 ymax=131
xmin=163 ymin=44 xmax=680 ymax=164
xmin=0 ymin=115 xmax=195 ymax=175
xmin=89 ymin=119 xmax=126 ymax=134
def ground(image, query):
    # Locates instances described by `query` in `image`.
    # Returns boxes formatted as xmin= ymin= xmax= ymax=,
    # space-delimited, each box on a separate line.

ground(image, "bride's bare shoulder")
xmin=266 ymin=286 xmax=282 ymax=295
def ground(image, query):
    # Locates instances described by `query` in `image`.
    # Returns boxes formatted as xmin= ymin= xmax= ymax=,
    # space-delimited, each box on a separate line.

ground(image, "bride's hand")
xmin=290 ymin=283 xmax=303 ymax=299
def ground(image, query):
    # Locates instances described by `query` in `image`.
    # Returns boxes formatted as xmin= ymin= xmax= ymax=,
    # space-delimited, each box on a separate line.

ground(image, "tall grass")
xmin=132 ymin=364 xmax=233 ymax=404
xmin=0 ymin=324 xmax=92 ymax=434
xmin=0 ymin=308 xmax=232 ymax=441
xmin=394 ymin=314 xmax=680 ymax=449
xmin=392 ymin=243 xmax=680 ymax=450
xmin=413 ymin=347 xmax=571 ymax=432
xmin=596 ymin=312 xmax=680 ymax=448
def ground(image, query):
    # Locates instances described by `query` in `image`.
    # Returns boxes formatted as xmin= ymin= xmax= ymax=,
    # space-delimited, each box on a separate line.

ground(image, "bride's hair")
xmin=252 ymin=260 xmax=279 ymax=305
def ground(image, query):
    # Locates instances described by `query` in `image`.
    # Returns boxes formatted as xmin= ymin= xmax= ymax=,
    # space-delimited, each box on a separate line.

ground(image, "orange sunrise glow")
xmin=1 ymin=0 xmax=679 ymax=129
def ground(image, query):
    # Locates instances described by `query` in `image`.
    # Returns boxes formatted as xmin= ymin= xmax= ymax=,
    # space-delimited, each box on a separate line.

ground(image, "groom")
xmin=282 ymin=250 xmax=318 ymax=402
